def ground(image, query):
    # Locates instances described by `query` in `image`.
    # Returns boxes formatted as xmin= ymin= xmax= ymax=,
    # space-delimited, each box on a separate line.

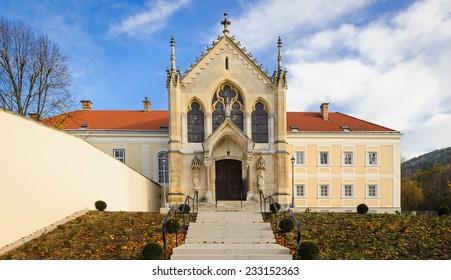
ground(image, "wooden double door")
xmin=215 ymin=159 xmax=245 ymax=200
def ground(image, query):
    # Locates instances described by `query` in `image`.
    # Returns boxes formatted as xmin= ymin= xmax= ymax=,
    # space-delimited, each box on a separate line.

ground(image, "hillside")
xmin=402 ymin=146 xmax=451 ymax=179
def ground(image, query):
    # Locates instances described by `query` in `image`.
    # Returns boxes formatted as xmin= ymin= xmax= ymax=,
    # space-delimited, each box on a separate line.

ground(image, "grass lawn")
xmin=0 ymin=211 xmax=188 ymax=260
xmin=268 ymin=212 xmax=451 ymax=260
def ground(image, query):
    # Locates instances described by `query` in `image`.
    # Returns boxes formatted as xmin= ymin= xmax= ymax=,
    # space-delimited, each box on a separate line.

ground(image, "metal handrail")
xmin=162 ymin=191 xmax=198 ymax=259
xmin=283 ymin=209 xmax=301 ymax=250
xmin=259 ymin=191 xmax=301 ymax=251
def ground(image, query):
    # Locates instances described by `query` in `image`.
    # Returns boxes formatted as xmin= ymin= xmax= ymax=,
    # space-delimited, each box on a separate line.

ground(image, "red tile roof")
xmin=287 ymin=112 xmax=395 ymax=132
xmin=42 ymin=110 xmax=396 ymax=132
xmin=42 ymin=110 xmax=169 ymax=130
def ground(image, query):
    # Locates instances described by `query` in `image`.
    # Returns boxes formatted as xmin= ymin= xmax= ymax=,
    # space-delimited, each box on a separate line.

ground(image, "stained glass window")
xmin=212 ymin=84 xmax=244 ymax=132
xmin=251 ymin=102 xmax=268 ymax=143
xmin=187 ymin=101 xmax=204 ymax=143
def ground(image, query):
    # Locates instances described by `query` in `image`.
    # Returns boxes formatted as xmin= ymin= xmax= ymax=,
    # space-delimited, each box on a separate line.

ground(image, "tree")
xmin=401 ymin=180 xmax=424 ymax=211
xmin=0 ymin=17 xmax=74 ymax=120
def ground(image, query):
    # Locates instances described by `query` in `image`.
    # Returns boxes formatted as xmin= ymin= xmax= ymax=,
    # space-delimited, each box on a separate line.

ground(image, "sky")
xmin=1 ymin=0 xmax=450 ymax=160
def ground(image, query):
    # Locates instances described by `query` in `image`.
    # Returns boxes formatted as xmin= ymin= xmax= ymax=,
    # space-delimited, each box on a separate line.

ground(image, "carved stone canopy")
xmin=256 ymin=155 xmax=265 ymax=170
xmin=192 ymin=155 xmax=201 ymax=170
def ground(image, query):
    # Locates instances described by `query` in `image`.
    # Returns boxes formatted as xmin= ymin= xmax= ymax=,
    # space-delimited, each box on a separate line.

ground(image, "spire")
xmin=170 ymin=35 xmax=176 ymax=73
xmin=277 ymin=36 xmax=283 ymax=76
xmin=221 ymin=13 xmax=231 ymax=35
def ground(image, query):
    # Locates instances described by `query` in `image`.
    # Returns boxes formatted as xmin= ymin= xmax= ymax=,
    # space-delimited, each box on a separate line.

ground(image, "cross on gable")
xmin=221 ymin=13 xmax=231 ymax=35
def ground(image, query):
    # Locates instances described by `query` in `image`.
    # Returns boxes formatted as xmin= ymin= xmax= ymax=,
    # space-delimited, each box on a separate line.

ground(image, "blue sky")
xmin=1 ymin=0 xmax=450 ymax=160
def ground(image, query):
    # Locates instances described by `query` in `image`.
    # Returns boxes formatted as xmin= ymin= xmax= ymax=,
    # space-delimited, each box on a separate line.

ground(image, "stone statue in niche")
xmin=191 ymin=155 xmax=201 ymax=192
xmin=225 ymin=96 xmax=232 ymax=117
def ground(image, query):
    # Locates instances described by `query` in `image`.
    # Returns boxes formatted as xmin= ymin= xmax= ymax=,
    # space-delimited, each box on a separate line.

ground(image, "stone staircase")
xmin=171 ymin=201 xmax=292 ymax=260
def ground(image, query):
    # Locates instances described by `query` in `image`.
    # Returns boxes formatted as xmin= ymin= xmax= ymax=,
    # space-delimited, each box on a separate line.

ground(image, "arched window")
xmin=187 ymin=101 xmax=204 ymax=143
xmin=225 ymin=57 xmax=229 ymax=70
xmin=157 ymin=152 xmax=169 ymax=184
xmin=212 ymin=84 xmax=244 ymax=132
xmin=252 ymin=102 xmax=268 ymax=143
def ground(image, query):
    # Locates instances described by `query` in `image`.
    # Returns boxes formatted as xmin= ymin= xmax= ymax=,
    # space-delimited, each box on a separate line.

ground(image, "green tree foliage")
xmin=401 ymin=180 xmax=424 ymax=211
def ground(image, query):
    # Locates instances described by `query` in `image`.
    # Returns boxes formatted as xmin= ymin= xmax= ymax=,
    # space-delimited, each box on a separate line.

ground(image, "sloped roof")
xmin=42 ymin=110 xmax=169 ymax=131
xmin=287 ymin=112 xmax=395 ymax=132
xmin=42 ymin=110 xmax=396 ymax=132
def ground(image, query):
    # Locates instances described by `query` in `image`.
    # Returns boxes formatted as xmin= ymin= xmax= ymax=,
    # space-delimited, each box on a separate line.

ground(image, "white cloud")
xmin=277 ymin=0 xmax=451 ymax=159
xmin=232 ymin=0 xmax=373 ymax=51
xmin=109 ymin=0 xmax=190 ymax=37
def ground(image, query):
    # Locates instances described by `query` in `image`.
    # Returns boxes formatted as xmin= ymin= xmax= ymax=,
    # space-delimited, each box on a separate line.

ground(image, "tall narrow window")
xmin=225 ymin=57 xmax=229 ymax=70
xmin=319 ymin=152 xmax=329 ymax=165
xmin=343 ymin=152 xmax=353 ymax=165
xmin=251 ymin=102 xmax=268 ymax=143
xmin=187 ymin=101 xmax=204 ymax=143
xmin=113 ymin=149 xmax=125 ymax=163
xmin=295 ymin=151 xmax=305 ymax=165
xmin=158 ymin=152 xmax=169 ymax=185
xmin=367 ymin=152 xmax=378 ymax=166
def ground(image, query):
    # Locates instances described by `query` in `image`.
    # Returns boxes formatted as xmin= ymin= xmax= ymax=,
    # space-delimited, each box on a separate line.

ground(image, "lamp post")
xmin=291 ymin=156 xmax=295 ymax=208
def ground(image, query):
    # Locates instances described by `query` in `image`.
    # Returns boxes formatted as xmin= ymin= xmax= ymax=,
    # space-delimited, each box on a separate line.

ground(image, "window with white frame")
xmin=367 ymin=152 xmax=378 ymax=166
xmin=319 ymin=185 xmax=330 ymax=197
xmin=343 ymin=152 xmax=353 ymax=166
xmin=295 ymin=151 xmax=305 ymax=165
xmin=367 ymin=185 xmax=378 ymax=198
xmin=296 ymin=185 xmax=305 ymax=197
xmin=319 ymin=152 xmax=329 ymax=165
xmin=343 ymin=185 xmax=354 ymax=198
xmin=157 ymin=152 xmax=169 ymax=184
xmin=113 ymin=149 xmax=125 ymax=163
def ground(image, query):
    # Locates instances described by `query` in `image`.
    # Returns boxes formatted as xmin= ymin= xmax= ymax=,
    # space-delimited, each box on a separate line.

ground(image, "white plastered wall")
xmin=0 ymin=110 xmax=161 ymax=249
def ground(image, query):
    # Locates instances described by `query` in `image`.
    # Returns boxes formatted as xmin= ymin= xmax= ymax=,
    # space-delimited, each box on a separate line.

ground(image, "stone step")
xmin=188 ymin=223 xmax=272 ymax=230
xmin=172 ymin=244 xmax=289 ymax=255
xmin=184 ymin=238 xmax=276 ymax=244
xmin=171 ymin=254 xmax=292 ymax=260
xmin=185 ymin=232 xmax=275 ymax=241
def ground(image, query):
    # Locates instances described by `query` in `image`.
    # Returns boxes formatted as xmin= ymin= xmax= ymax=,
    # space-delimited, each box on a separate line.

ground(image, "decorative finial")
xmin=221 ymin=13 xmax=231 ymax=35
xmin=170 ymin=35 xmax=176 ymax=73
xmin=277 ymin=36 xmax=283 ymax=76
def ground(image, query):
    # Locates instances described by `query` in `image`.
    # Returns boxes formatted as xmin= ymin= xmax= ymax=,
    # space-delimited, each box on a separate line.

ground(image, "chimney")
xmin=143 ymin=97 xmax=151 ymax=112
xmin=320 ymin=103 xmax=329 ymax=120
xmin=81 ymin=100 xmax=92 ymax=111
xmin=28 ymin=113 xmax=38 ymax=120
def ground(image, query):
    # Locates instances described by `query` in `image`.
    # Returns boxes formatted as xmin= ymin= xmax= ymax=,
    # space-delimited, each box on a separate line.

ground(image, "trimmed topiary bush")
xmin=179 ymin=204 xmax=190 ymax=214
xmin=357 ymin=203 xmax=369 ymax=214
xmin=438 ymin=207 xmax=450 ymax=217
xmin=278 ymin=218 xmax=295 ymax=233
xmin=270 ymin=202 xmax=281 ymax=214
xmin=142 ymin=243 xmax=163 ymax=260
xmin=165 ymin=219 xmax=180 ymax=234
xmin=95 ymin=200 xmax=107 ymax=211
xmin=298 ymin=241 xmax=320 ymax=260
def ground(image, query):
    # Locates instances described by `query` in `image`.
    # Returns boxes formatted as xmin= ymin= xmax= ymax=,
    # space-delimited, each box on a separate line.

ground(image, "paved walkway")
xmin=171 ymin=202 xmax=292 ymax=260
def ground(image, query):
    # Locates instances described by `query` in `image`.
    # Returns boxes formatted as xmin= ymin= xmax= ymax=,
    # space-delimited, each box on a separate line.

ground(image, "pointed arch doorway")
xmin=215 ymin=159 xmax=245 ymax=200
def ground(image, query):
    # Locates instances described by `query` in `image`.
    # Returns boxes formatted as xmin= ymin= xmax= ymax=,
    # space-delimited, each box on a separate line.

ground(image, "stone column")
xmin=269 ymin=113 xmax=275 ymax=148
xmin=246 ymin=163 xmax=254 ymax=201
xmin=204 ymin=161 xmax=213 ymax=203
xmin=245 ymin=113 xmax=251 ymax=139
xmin=181 ymin=112 xmax=187 ymax=143
xmin=205 ymin=113 xmax=212 ymax=139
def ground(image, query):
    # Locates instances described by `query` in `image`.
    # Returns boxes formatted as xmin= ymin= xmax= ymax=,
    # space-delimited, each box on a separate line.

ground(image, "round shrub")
xmin=357 ymin=203 xmax=369 ymax=214
xmin=270 ymin=202 xmax=281 ymax=213
xmin=278 ymin=218 xmax=295 ymax=233
xmin=165 ymin=219 xmax=180 ymax=234
xmin=95 ymin=200 xmax=107 ymax=211
xmin=438 ymin=207 xmax=450 ymax=217
xmin=179 ymin=204 xmax=190 ymax=214
xmin=142 ymin=243 xmax=163 ymax=260
xmin=298 ymin=241 xmax=320 ymax=260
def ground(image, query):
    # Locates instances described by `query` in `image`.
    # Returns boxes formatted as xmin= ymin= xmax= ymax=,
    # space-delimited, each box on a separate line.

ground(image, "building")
xmin=44 ymin=14 xmax=402 ymax=213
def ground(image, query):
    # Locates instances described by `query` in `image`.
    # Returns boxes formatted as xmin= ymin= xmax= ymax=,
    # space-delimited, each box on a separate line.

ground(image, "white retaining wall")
xmin=0 ymin=110 xmax=161 ymax=249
